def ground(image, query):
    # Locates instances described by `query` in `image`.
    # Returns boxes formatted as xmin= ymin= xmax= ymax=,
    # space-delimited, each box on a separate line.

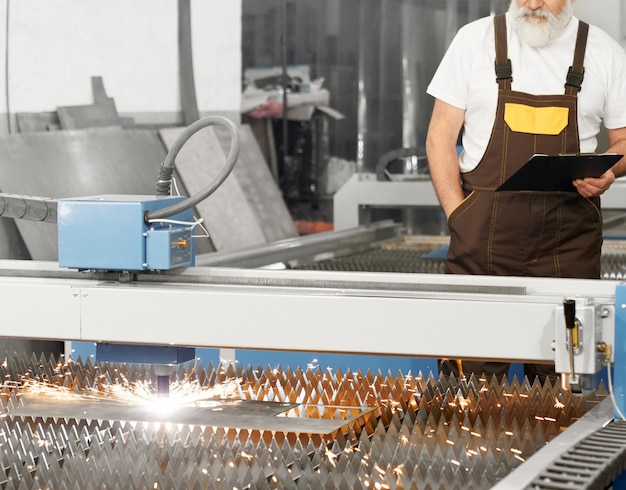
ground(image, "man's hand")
xmin=573 ymin=169 xmax=616 ymax=197
xmin=573 ymin=127 xmax=626 ymax=197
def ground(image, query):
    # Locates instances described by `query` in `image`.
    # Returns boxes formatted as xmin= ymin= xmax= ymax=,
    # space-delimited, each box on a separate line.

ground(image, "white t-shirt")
xmin=427 ymin=13 xmax=626 ymax=173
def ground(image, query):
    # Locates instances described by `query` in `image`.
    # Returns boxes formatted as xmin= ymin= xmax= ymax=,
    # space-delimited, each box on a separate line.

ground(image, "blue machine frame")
xmin=614 ymin=284 xmax=626 ymax=418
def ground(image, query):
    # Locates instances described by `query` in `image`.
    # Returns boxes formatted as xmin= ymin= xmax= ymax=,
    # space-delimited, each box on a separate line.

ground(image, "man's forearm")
xmin=427 ymin=150 xmax=465 ymax=219
xmin=425 ymin=99 xmax=466 ymax=219
xmin=606 ymin=133 xmax=626 ymax=178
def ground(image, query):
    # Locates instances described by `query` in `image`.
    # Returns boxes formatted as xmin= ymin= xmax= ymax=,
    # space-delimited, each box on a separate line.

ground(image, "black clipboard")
xmin=496 ymin=153 xmax=622 ymax=192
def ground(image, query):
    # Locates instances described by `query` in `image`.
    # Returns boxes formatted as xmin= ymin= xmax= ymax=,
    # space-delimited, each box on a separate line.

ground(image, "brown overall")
xmin=440 ymin=15 xmax=602 ymax=379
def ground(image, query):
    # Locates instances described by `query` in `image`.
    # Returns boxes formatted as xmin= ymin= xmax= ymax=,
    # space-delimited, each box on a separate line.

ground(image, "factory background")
xmin=0 ymin=0 xmax=621 ymax=135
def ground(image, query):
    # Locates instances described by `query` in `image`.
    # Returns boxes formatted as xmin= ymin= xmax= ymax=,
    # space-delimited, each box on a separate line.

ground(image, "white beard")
xmin=509 ymin=0 xmax=574 ymax=48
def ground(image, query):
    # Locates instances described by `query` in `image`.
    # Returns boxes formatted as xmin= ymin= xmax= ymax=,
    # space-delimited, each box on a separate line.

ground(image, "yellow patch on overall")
xmin=504 ymin=103 xmax=569 ymax=135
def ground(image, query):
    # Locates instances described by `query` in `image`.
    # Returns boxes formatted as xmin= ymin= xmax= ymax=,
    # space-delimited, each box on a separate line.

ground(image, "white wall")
xmin=0 ymin=0 xmax=241 ymax=132
xmin=574 ymin=0 xmax=625 ymax=48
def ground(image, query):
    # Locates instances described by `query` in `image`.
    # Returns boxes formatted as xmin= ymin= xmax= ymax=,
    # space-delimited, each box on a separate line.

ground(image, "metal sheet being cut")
xmin=7 ymin=395 xmax=374 ymax=434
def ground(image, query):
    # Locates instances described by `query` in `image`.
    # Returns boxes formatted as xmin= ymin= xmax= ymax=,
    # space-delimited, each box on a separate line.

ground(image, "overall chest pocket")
xmin=504 ymin=103 xmax=569 ymax=135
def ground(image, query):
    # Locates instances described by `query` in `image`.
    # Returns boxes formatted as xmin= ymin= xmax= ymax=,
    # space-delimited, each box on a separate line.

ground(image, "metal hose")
xmin=146 ymin=115 xmax=240 ymax=221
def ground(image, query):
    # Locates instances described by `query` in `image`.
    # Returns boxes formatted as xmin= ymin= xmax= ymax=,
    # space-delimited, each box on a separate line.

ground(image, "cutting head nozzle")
xmin=157 ymin=374 xmax=170 ymax=397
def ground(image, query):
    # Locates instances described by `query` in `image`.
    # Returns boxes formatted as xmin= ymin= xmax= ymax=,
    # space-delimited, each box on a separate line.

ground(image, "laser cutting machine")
xmin=2 ymin=116 xmax=626 ymax=488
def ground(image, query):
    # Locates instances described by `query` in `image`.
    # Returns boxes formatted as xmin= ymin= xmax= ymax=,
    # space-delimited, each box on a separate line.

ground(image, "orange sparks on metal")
xmin=374 ymin=464 xmax=386 ymax=477
xmin=325 ymin=447 xmax=338 ymax=467
xmin=9 ymin=370 xmax=244 ymax=407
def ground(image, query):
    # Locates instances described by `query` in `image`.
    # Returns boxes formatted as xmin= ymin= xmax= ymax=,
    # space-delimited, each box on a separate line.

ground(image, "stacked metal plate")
xmin=296 ymin=235 xmax=626 ymax=279
xmin=600 ymin=240 xmax=626 ymax=280
xmin=0 ymin=353 xmax=607 ymax=489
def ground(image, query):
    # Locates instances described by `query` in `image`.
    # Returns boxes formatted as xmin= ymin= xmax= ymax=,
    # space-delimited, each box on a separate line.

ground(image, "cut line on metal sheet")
xmin=5 ymin=395 xmax=375 ymax=435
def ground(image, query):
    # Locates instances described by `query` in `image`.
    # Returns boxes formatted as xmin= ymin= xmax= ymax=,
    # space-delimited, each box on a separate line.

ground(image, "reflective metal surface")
xmin=0 ymin=353 xmax=613 ymax=489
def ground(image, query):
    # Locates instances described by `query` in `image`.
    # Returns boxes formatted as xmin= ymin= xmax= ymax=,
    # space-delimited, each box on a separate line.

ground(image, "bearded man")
xmin=425 ymin=0 xmax=626 ymax=381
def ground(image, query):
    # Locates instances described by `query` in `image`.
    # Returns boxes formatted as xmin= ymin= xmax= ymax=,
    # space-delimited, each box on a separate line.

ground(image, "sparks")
xmin=325 ymin=447 xmax=338 ymax=467
xmin=456 ymin=394 xmax=469 ymax=410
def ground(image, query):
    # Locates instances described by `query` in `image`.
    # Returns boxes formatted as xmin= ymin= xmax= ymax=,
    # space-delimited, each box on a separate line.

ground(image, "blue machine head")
xmin=57 ymin=194 xmax=195 ymax=271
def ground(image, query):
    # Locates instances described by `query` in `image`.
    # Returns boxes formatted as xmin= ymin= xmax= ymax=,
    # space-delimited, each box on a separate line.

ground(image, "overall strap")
xmin=494 ymin=14 xmax=512 ymax=90
xmin=565 ymin=21 xmax=589 ymax=95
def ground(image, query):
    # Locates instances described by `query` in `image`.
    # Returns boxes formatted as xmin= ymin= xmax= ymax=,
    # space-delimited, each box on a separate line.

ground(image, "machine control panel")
xmin=145 ymin=226 xmax=194 ymax=270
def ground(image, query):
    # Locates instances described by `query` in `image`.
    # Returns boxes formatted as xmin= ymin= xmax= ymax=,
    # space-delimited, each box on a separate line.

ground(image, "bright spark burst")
xmin=456 ymin=394 xmax=469 ymax=410
xmin=373 ymin=464 xmax=386 ymax=477
xmin=385 ymin=398 xmax=402 ymax=412
xmin=325 ymin=447 xmax=338 ymax=467
xmin=307 ymin=358 xmax=319 ymax=370
xmin=4 ymin=364 xmax=243 ymax=408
